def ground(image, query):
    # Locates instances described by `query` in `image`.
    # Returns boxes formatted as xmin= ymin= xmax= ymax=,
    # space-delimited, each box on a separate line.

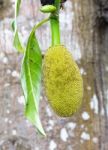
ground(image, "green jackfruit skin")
xmin=43 ymin=45 xmax=83 ymax=117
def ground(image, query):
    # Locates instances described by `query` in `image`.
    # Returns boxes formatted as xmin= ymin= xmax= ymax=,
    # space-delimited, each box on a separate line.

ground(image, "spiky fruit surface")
xmin=43 ymin=45 xmax=83 ymax=117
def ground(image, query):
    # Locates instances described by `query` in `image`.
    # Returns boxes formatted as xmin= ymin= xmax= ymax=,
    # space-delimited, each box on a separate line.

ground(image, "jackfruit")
xmin=43 ymin=45 xmax=83 ymax=117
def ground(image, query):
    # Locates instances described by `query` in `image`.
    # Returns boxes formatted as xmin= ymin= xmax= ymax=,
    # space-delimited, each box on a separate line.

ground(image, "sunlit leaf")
xmin=21 ymin=29 xmax=45 ymax=136
xmin=13 ymin=30 xmax=25 ymax=53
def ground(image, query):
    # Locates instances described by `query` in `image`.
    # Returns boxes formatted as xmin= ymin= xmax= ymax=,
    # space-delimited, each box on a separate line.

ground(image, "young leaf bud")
xmin=40 ymin=5 xmax=56 ymax=13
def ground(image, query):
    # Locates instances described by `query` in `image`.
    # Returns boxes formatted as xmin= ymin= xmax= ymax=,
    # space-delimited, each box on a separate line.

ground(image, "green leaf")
xmin=11 ymin=20 xmax=15 ymax=31
xmin=12 ymin=0 xmax=25 ymax=53
xmin=15 ymin=0 xmax=21 ymax=17
xmin=13 ymin=30 xmax=25 ymax=53
xmin=21 ymin=30 xmax=45 ymax=136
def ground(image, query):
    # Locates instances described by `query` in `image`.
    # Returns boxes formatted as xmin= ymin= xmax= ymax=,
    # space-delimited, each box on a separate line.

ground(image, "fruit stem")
xmin=50 ymin=0 xmax=61 ymax=46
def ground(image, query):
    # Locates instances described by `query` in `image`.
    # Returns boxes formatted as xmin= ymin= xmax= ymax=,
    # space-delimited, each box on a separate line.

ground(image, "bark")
xmin=0 ymin=0 xmax=13 ymax=19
